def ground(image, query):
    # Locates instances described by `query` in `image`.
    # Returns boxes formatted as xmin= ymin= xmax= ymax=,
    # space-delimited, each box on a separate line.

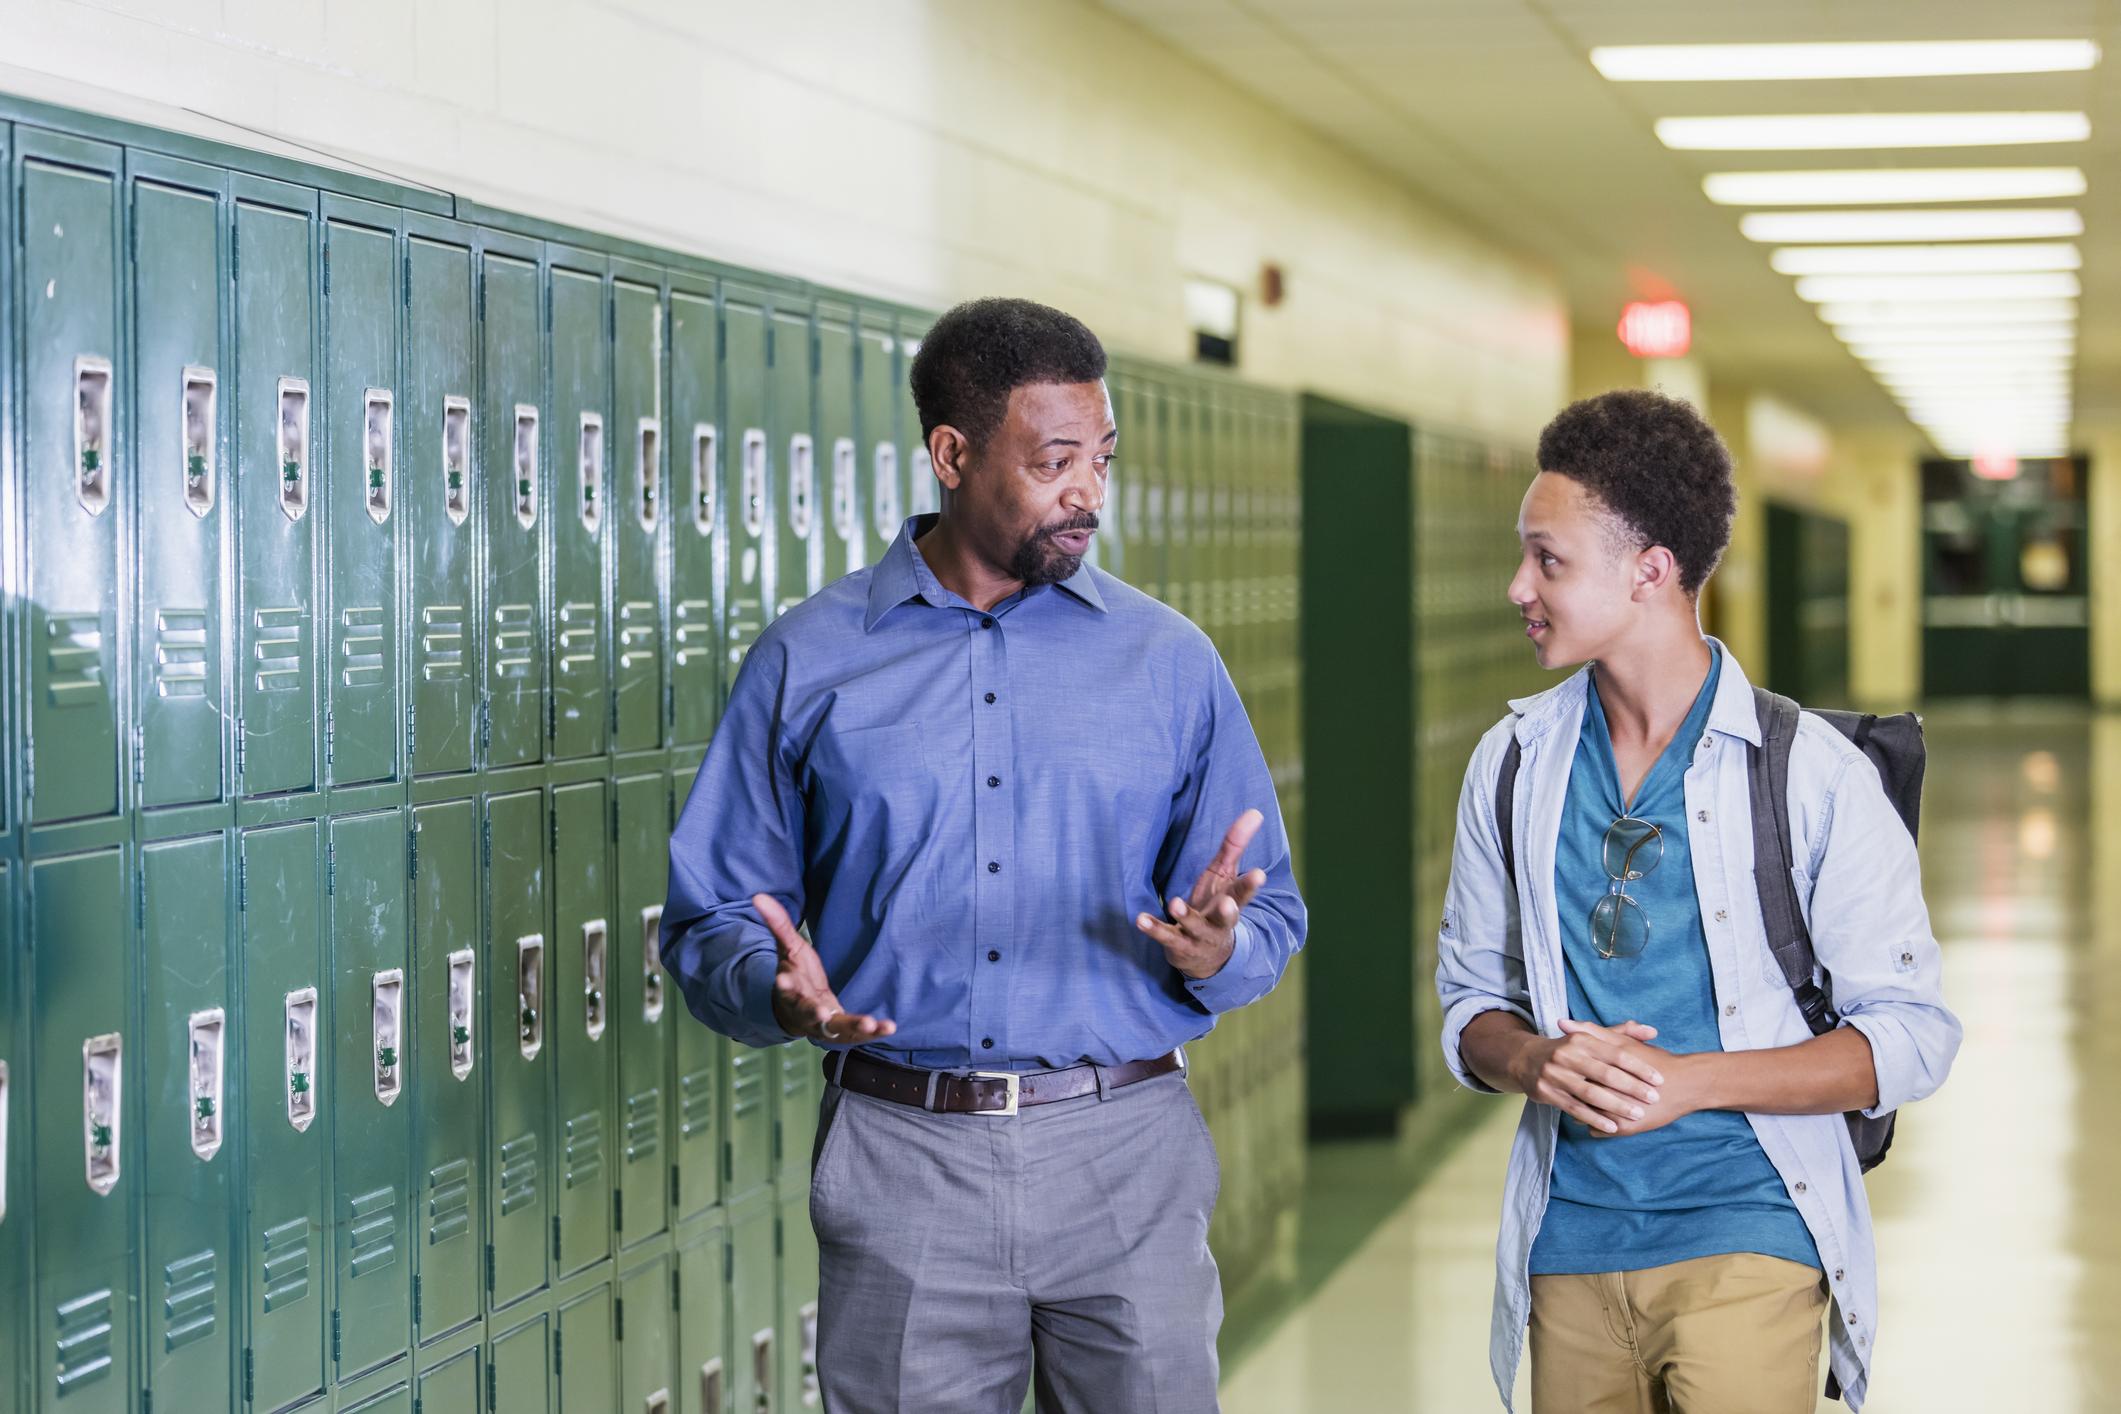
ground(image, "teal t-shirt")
xmin=1528 ymin=648 xmax=1820 ymax=1276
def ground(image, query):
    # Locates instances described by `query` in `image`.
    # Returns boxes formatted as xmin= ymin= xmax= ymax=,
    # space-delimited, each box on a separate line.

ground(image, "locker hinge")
xmin=244 ymin=1347 xmax=255 ymax=1402
xmin=408 ymin=829 xmax=419 ymax=881
xmin=670 ymin=1164 xmax=680 ymax=1211
xmin=546 ymin=694 xmax=557 ymax=741
xmin=487 ymin=1361 xmax=498 ymax=1412
xmin=233 ymin=719 xmax=246 ymax=780
xmin=411 ymin=1273 xmax=422 ymax=1327
xmin=615 ymin=1296 xmax=625 ymax=1342
xmin=135 ymin=872 xmax=146 ymax=930
xmin=553 ymin=1329 xmax=563 ymax=1379
xmin=403 ymin=252 xmax=412 ymax=308
xmin=141 ymin=1391 xmax=151 ymax=1414
xmin=551 ymin=1215 xmax=562 ymax=1263
xmin=609 ymin=688 xmax=620 ymax=734
xmin=811 ymin=334 xmax=821 ymax=377
xmin=477 ymin=697 xmax=492 ymax=759
xmin=477 ymin=276 xmax=486 ymax=325
xmin=22 ymin=742 xmax=33 ymax=804
xmin=413 ymin=1400 xmax=421 ymax=1414
xmin=326 ymin=843 xmax=336 ymax=896
xmin=406 ymin=706 xmax=417 ymax=761
xmin=231 ymin=224 xmax=240 ymax=286
xmin=724 ymin=1243 xmax=733 ymax=1282
xmin=485 ymin=1242 xmax=497 ymax=1294
xmin=665 ymin=680 xmax=674 ymax=729
xmin=332 ymin=1307 xmax=342 ymax=1363
xmin=610 ymin=797 xmax=619 ymax=845
xmin=671 ymin=1267 xmax=681 ymax=1313
xmin=238 ymin=856 xmax=249 ymax=913
xmin=481 ymin=818 xmax=493 ymax=870
xmin=325 ymin=709 xmax=334 ymax=766
xmin=614 ymin=1188 xmax=624 ymax=1232
xmin=723 ymin=1140 xmax=733 ymax=1186
xmin=322 ymin=244 xmax=330 ymax=295
xmin=549 ymin=810 xmax=559 ymax=857
xmin=132 ymin=724 xmax=145 ymax=787
xmin=776 ymin=1212 xmax=785 ymax=1257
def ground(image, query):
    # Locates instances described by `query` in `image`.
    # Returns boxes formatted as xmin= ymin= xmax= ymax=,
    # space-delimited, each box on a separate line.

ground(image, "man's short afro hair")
xmin=910 ymin=298 xmax=1108 ymax=451
xmin=1535 ymin=388 xmax=1737 ymax=595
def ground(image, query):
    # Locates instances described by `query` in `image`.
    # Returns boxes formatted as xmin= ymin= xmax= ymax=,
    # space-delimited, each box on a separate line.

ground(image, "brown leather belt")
xmin=824 ymin=1048 xmax=1185 ymax=1116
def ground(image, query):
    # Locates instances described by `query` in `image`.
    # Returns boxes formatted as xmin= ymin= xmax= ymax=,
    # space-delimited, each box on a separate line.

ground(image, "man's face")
xmin=948 ymin=381 xmax=1114 ymax=586
xmin=1507 ymin=471 xmax=1644 ymax=671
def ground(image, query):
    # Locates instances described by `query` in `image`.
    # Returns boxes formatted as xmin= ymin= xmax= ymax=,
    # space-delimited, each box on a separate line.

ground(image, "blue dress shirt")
xmin=662 ymin=515 xmax=1307 ymax=1070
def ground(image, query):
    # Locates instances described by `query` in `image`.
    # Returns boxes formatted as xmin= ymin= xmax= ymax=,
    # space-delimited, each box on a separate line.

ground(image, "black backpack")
xmin=1495 ymin=686 xmax=1924 ymax=1174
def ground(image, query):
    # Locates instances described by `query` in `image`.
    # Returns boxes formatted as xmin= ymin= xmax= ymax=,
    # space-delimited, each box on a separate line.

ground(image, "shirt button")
xmin=984 ymin=692 xmax=997 ymax=704
xmin=1696 ymin=809 xmax=1710 ymax=823
xmin=1794 ymin=1181 xmax=1807 ymax=1194
xmin=980 ymin=617 xmax=995 ymax=630
xmin=1724 ymin=1004 xmax=1737 ymax=1017
xmin=987 ymin=775 xmax=1000 ymax=789
xmin=987 ymin=861 xmax=1000 ymax=874
xmin=1715 ymin=909 xmax=1729 ymax=923
xmin=981 ymin=1037 xmax=994 ymax=1049
xmin=987 ymin=950 xmax=1000 ymax=962
xmin=1834 ymin=1268 xmax=1845 ymax=1282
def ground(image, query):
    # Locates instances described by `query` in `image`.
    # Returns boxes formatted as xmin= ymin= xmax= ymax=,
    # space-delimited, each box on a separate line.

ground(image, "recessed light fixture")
xmin=1771 ymin=243 xmax=2081 ymax=276
xmin=1836 ymin=324 xmax=2078 ymax=348
xmin=1818 ymin=300 xmax=2077 ymax=327
xmin=1705 ymin=168 xmax=2087 ymax=206
xmin=1591 ymin=40 xmax=2101 ymax=82
xmin=1794 ymin=272 xmax=2081 ymax=303
xmin=1657 ymin=112 xmax=2089 ymax=151
xmin=1740 ymin=209 xmax=2084 ymax=243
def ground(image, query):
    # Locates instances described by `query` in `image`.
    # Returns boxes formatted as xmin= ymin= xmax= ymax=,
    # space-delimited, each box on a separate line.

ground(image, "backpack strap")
xmin=1749 ymin=687 xmax=1837 ymax=1036
xmin=1496 ymin=732 xmax=1522 ymax=890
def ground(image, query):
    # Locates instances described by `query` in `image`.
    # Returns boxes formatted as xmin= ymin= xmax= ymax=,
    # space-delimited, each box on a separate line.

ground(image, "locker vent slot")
xmin=346 ymin=1185 xmax=399 ymax=1279
xmin=673 ymin=598 xmax=712 ymax=667
xmin=339 ymin=605 xmax=387 ymax=687
xmin=260 ymin=1217 xmax=312 ymax=1311
xmin=363 ymin=387 xmax=394 ymax=524
xmin=443 ymin=395 xmax=472 ymax=526
xmin=678 ymin=1067 xmax=715 ymax=1141
xmin=624 ymin=1088 xmax=661 ymax=1164
xmin=578 ymin=411 xmax=604 ymax=534
xmin=182 ymin=366 xmax=217 ymax=516
xmin=499 ymin=1133 xmax=540 ymax=1216
xmin=83 ymin=1031 xmax=122 ymax=1194
xmin=54 ymin=1286 xmax=116 ymax=1391
xmin=420 ymin=604 xmax=467 ymax=682
xmin=618 ymin=600 xmax=658 ymax=673
xmin=562 ymin=1111 xmax=604 ymax=1190
xmin=163 ymin=1249 xmax=219 ymax=1352
xmin=557 ymin=601 xmax=600 ymax=677
xmin=251 ymin=607 xmax=306 ymax=695
xmin=731 ymin=1051 xmax=768 ymax=1128
xmin=277 ymin=377 xmax=311 ymax=521
xmin=74 ymin=354 xmax=114 ymax=516
xmin=427 ymin=1159 xmax=472 ymax=1245
xmin=691 ymin=424 xmax=717 ymax=534
xmin=155 ymin=609 xmax=211 ymax=699
xmin=513 ymin=404 xmax=540 ymax=529
xmin=871 ymin=443 xmax=900 ymax=539
xmin=45 ymin=612 xmax=107 ymax=705
xmin=493 ymin=603 xmax=537 ymax=681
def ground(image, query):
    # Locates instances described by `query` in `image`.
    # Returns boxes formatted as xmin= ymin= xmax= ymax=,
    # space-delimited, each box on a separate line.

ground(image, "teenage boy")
xmin=1435 ymin=389 xmax=1961 ymax=1412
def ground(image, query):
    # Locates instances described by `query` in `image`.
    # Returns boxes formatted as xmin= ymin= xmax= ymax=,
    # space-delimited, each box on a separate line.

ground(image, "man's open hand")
xmin=1136 ymin=808 xmax=1268 ymax=981
xmin=753 ymin=894 xmax=897 ymax=1043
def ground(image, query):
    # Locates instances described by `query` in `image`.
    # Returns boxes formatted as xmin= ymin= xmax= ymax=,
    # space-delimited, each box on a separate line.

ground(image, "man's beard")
xmin=1008 ymin=514 xmax=1099 ymax=586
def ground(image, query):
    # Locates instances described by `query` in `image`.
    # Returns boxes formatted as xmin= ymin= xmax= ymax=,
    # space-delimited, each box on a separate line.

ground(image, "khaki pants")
xmin=1529 ymin=1253 xmax=1829 ymax=1414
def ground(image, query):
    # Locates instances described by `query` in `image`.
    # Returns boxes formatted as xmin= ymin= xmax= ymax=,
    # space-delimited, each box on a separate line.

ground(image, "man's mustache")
xmin=1045 ymin=514 xmax=1100 ymax=536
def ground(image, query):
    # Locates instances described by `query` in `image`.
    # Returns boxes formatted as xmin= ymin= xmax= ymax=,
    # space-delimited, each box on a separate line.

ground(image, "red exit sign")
xmin=1617 ymin=301 xmax=1692 ymax=358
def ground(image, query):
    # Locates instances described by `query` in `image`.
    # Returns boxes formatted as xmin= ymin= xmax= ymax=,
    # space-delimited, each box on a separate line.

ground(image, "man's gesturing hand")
xmin=753 ymin=894 xmax=897 ymax=1044
xmin=1136 ymin=808 xmax=1269 ymax=981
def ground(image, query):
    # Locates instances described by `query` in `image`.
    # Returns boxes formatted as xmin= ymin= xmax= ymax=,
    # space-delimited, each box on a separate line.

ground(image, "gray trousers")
xmin=809 ymin=1065 xmax=1224 ymax=1413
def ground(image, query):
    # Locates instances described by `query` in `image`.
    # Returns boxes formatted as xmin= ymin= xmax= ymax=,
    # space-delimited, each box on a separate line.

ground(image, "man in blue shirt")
xmin=1438 ymin=389 xmax=1959 ymax=1411
xmin=663 ymin=297 xmax=1306 ymax=1413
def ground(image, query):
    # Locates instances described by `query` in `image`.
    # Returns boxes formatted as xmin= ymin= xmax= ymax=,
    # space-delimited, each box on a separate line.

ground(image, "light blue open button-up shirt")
xmin=663 ymin=515 xmax=1306 ymax=1070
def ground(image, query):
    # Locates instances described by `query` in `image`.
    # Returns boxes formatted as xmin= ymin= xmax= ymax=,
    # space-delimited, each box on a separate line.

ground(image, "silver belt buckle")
xmin=967 ymin=1071 xmax=1020 ymax=1116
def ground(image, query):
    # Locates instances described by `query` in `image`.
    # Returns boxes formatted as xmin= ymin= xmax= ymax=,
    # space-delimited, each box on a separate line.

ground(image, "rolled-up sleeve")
xmin=661 ymin=637 xmax=802 ymax=1049
xmin=1163 ymin=653 xmax=1307 ymax=1015
xmin=1802 ymin=752 xmax=1962 ymax=1116
xmin=1437 ymin=727 xmax=1535 ymax=1094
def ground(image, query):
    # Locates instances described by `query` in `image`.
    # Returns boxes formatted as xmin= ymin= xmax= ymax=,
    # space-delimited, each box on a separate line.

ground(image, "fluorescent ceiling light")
xmin=1658 ymin=112 xmax=2089 ymax=151
xmin=1591 ymin=40 xmax=2101 ymax=82
xmin=1852 ymin=345 xmax=2076 ymax=366
xmin=1705 ymin=168 xmax=2086 ymax=206
xmin=1741 ymin=209 xmax=2083 ymax=243
xmin=1795 ymin=272 xmax=2080 ymax=303
xmin=1837 ymin=324 xmax=2078 ymax=346
xmin=1771 ymin=243 xmax=2080 ymax=275
xmin=1818 ymin=300 xmax=2077 ymax=326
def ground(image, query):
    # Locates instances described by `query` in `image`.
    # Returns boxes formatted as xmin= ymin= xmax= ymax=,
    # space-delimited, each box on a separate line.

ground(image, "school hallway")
xmin=1218 ymin=707 xmax=2120 ymax=1412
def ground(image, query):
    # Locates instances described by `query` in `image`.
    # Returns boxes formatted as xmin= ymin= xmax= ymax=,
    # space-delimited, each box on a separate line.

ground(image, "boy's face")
xmin=1508 ymin=471 xmax=1645 ymax=671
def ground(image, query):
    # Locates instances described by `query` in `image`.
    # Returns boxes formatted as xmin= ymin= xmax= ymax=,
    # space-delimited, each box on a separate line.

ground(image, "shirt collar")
xmin=863 ymin=514 xmax=1108 ymax=631
xmin=1507 ymin=636 xmax=1760 ymax=748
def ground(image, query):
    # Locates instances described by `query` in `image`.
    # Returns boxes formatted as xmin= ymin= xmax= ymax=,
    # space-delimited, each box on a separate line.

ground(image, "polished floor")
xmin=1220 ymin=707 xmax=2121 ymax=1411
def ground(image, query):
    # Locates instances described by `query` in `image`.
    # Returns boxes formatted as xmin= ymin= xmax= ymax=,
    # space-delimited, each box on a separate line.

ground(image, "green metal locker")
xmin=1166 ymin=379 xmax=1198 ymax=628
xmin=479 ymin=246 xmax=547 ymax=769
xmin=615 ymin=773 xmax=671 ymax=1251
xmin=406 ymin=225 xmax=479 ymax=777
xmin=1104 ymin=368 xmax=1137 ymax=585
xmin=30 ymin=846 xmax=134 ymax=1412
xmin=675 ymin=1216 xmax=729 ymax=1414
xmin=769 ymin=298 xmax=818 ymax=619
xmin=323 ymin=204 xmax=403 ymax=788
xmin=234 ymin=180 xmax=322 ymax=798
xmin=815 ymin=300 xmax=861 ymax=583
xmin=411 ymin=799 xmax=484 ymax=1344
xmin=131 ymin=158 xmax=229 ymax=810
xmin=549 ymin=253 xmax=611 ymax=761
xmin=490 ymin=1309 xmax=554 ymax=1414
xmin=139 ymin=832 xmax=234 ymax=1409
xmin=612 ymin=269 xmax=666 ymax=755
xmin=723 ymin=286 xmax=774 ymax=671
xmin=241 ymin=820 xmax=328 ymax=1411
xmin=619 ymin=1248 xmax=677 ymax=1414
xmin=724 ymin=1040 xmax=773 ymax=1202
xmin=484 ymin=788 xmax=551 ymax=1311
xmin=773 ymin=1042 xmax=817 ymax=1187
xmin=857 ymin=309 xmax=902 ymax=570
xmin=1135 ymin=376 xmax=1167 ymax=604
xmin=413 ymin=1343 xmax=481 ymax=1414
xmin=899 ymin=320 xmax=937 ymax=519
xmin=557 ymin=1278 xmax=617 ymax=1413
xmin=337 ymin=1368 xmax=414 ymax=1414
xmin=18 ymin=131 xmax=123 ymax=825
xmin=0 ymin=861 xmax=19 ymax=1414
xmin=727 ymin=1192 xmax=777 ymax=1414
xmin=778 ymin=1194 xmax=821 ymax=1411
xmin=331 ymin=809 xmax=413 ymax=1377
xmin=667 ymin=282 xmax=721 ymax=748
xmin=668 ymin=760 xmax=723 ymax=1224
xmin=552 ymin=779 xmax=614 ymax=1277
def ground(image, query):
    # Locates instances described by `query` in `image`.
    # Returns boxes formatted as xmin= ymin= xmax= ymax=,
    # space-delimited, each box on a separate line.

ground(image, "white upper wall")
xmin=2 ymin=0 xmax=1568 ymax=438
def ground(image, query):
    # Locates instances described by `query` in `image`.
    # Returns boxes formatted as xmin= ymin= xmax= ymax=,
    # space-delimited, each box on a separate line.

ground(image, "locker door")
xmin=725 ymin=1039 xmax=773 ymax=1202
xmin=856 ymin=311 xmax=901 ymax=571
xmin=490 ymin=1310 xmax=553 ymax=1414
xmin=615 ymin=773 xmax=670 ymax=1248
xmin=1166 ymin=382 xmax=1197 ymax=626
xmin=324 ymin=212 xmax=402 ymax=786
xmin=341 ymin=1381 xmax=414 ymax=1414
xmin=241 ymin=820 xmax=328 ymax=1411
xmin=480 ymin=251 xmax=546 ymax=768
xmin=557 ymin=1280 xmax=616 ymax=1414
xmin=619 ymin=1250 xmax=676 ymax=1414
xmin=778 ymin=1195 xmax=821 ymax=1411
xmin=675 ymin=1220 xmax=729 ymax=1414
xmin=133 ymin=169 xmax=229 ymax=809
xmin=1136 ymin=379 xmax=1167 ymax=604
xmin=0 ymin=863 xmax=18 ymax=1414
xmin=667 ymin=287 xmax=720 ymax=747
xmin=331 ymin=810 xmax=413 ymax=1376
xmin=415 ymin=1343 xmax=482 ymax=1414
xmin=723 ymin=288 xmax=773 ymax=679
xmin=407 ymin=232 xmax=478 ymax=776
xmin=773 ymin=1043 xmax=817 ymax=1188
xmin=235 ymin=191 xmax=321 ymax=796
xmin=769 ymin=300 xmax=817 ymax=618
xmin=1106 ymin=370 xmax=1138 ymax=586
xmin=612 ymin=275 xmax=665 ymax=754
xmin=549 ymin=260 xmax=610 ymax=760
xmin=670 ymin=764 xmax=722 ymax=1223
xmin=29 ymin=847 xmax=134 ymax=1413
xmin=411 ymin=799 xmax=483 ymax=1343
xmin=20 ymin=138 xmax=123 ymax=824
xmin=140 ymin=833 xmax=234 ymax=1408
xmin=815 ymin=302 xmax=860 ymax=583
xmin=727 ymin=1194 xmax=777 ymax=1414
xmin=898 ymin=322 xmax=937 ymax=519
xmin=552 ymin=780 xmax=614 ymax=1276
xmin=485 ymin=789 xmax=552 ymax=1310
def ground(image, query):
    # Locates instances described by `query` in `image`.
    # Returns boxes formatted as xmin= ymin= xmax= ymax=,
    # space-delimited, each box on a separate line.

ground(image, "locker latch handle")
xmin=752 ymin=1329 xmax=775 ymax=1414
xmin=189 ymin=1008 xmax=226 ymax=1161
xmin=910 ymin=448 xmax=936 ymax=517
xmin=83 ymin=1032 xmax=123 ymax=1194
xmin=447 ymin=948 xmax=476 ymax=1080
xmin=637 ymin=416 xmax=661 ymax=533
xmin=798 ymin=1299 xmax=820 ymax=1407
xmin=364 ymin=388 xmax=395 ymax=524
xmin=278 ymin=377 xmax=311 ymax=522
xmin=517 ymin=934 xmax=545 ymax=1061
xmin=692 ymin=424 xmax=718 ymax=536
xmin=373 ymin=968 xmax=405 ymax=1106
xmin=579 ymin=411 xmax=605 ymax=534
xmin=872 ymin=442 xmax=900 ymax=541
xmin=646 ymin=1390 xmax=671 ymax=1414
xmin=583 ymin=919 xmax=608 ymax=1042
xmin=182 ymin=366 xmax=217 ymax=517
xmin=285 ymin=986 xmax=318 ymax=1131
xmin=74 ymin=355 xmax=114 ymax=516
xmin=641 ymin=905 xmax=666 ymax=1024
xmin=514 ymin=404 xmax=540 ymax=529
xmin=788 ymin=433 xmax=816 ymax=540
xmin=830 ymin=438 xmax=857 ymax=545
xmin=741 ymin=430 xmax=768 ymax=539
xmin=700 ymin=1359 xmax=724 ymax=1414
xmin=443 ymin=395 xmax=472 ymax=526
